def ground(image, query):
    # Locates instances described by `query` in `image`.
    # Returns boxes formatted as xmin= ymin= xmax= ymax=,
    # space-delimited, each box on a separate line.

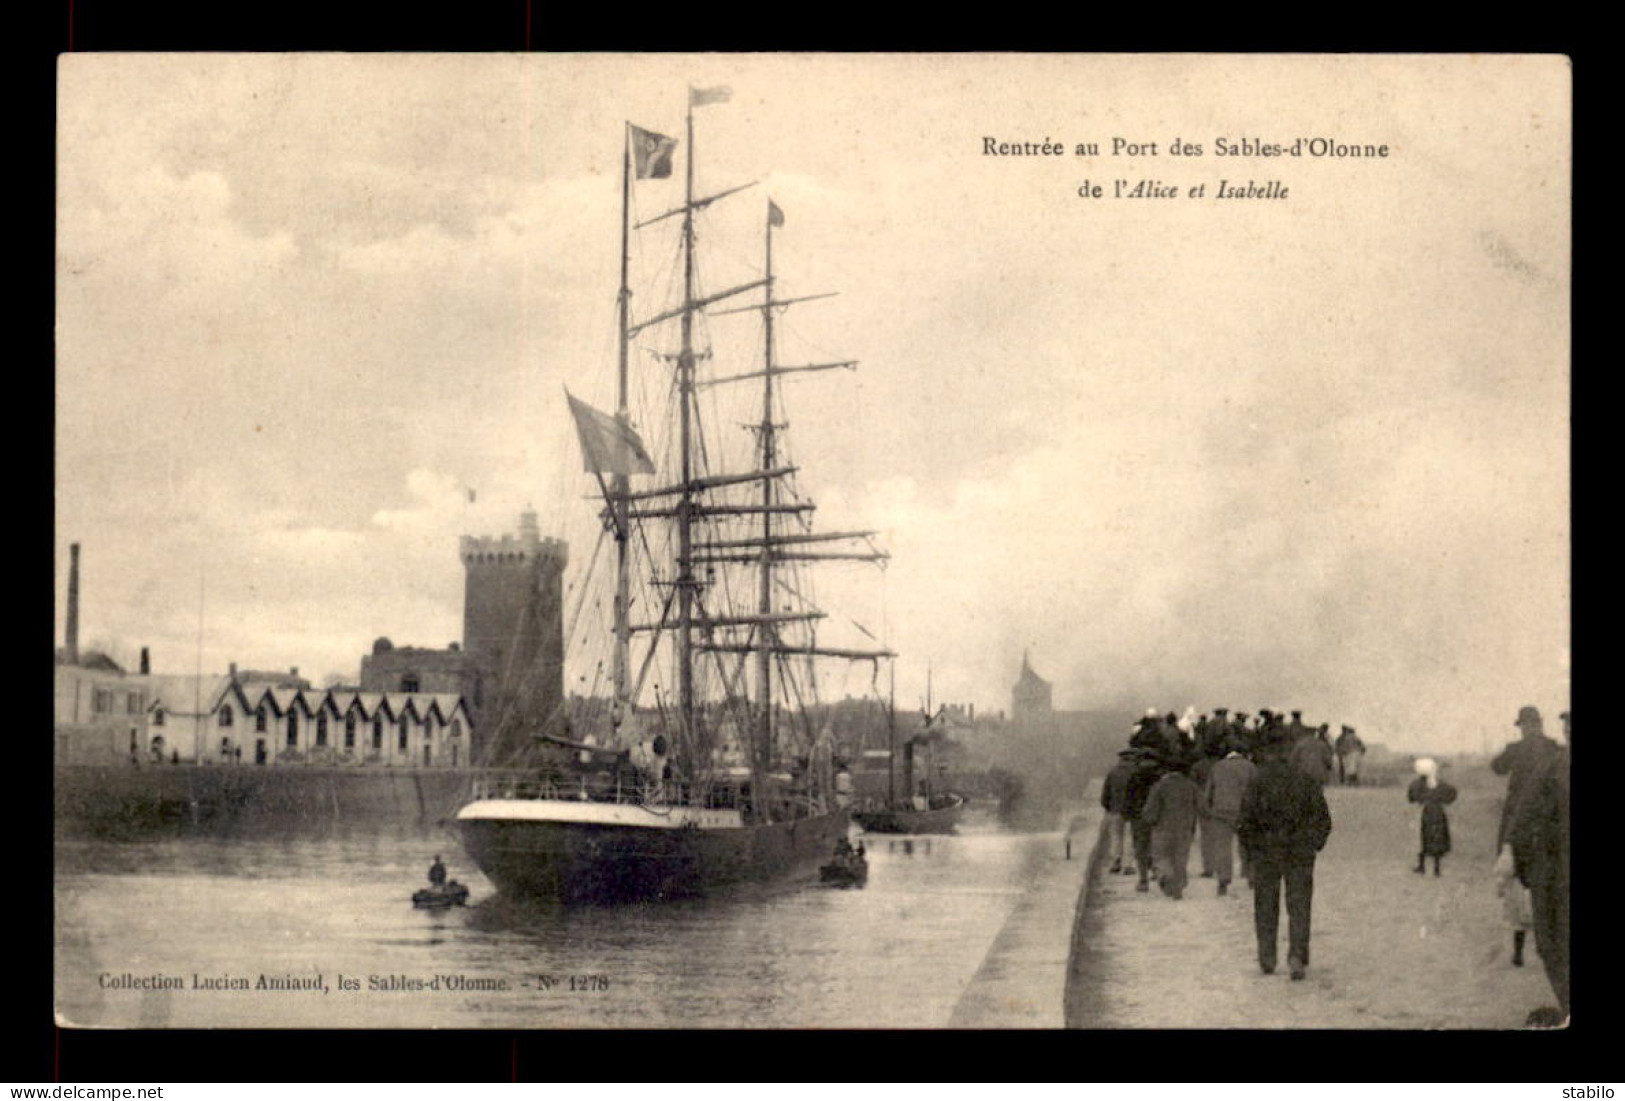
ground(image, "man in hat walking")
xmin=1503 ymin=706 xmax=1569 ymax=1024
xmin=1238 ymin=739 xmax=1333 ymax=980
xmin=1492 ymin=706 xmax=1562 ymax=852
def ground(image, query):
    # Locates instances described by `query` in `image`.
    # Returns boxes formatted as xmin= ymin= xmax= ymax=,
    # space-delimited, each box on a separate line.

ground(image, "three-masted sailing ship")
xmin=457 ymin=87 xmax=893 ymax=902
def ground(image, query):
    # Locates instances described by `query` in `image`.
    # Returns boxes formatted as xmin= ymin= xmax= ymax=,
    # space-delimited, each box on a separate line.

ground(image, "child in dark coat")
xmin=1407 ymin=757 xmax=1458 ymax=876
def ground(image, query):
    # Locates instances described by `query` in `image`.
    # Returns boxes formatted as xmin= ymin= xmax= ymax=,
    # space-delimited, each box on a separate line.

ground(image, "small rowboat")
xmin=819 ymin=849 xmax=868 ymax=888
xmin=412 ymin=881 xmax=470 ymax=908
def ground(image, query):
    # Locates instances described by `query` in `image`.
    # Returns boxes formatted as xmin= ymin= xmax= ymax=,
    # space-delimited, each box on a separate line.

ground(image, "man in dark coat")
xmin=1492 ymin=706 xmax=1562 ymax=851
xmin=1101 ymin=749 xmax=1136 ymax=873
xmin=1129 ymin=712 xmax=1165 ymax=754
xmin=1290 ymin=725 xmax=1335 ymax=786
xmin=1201 ymin=708 xmax=1231 ymax=760
xmin=1286 ymin=710 xmax=1311 ymax=744
xmin=1509 ymin=715 xmax=1569 ymax=1022
xmin=1237 ymin=741 xmax=1333 ymax=980
xmin=1142 ymin=759 xmax=1201 ymax=899
xmin=1122 ymin=749 xmax=1166 ymax=893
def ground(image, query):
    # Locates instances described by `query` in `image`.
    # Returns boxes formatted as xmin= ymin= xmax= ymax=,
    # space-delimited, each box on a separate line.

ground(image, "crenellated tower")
xmin=460 ymin=510 xmax=569 ymax=765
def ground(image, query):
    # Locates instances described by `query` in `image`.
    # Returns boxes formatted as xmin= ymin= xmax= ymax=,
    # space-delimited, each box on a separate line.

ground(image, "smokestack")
xmin=65 ymin=543 xmax=81 ymax=665
xmin=140 ymin=647 xmax=150 ymax=675
xmin=229 ymin=662 xmax=238 ymax=679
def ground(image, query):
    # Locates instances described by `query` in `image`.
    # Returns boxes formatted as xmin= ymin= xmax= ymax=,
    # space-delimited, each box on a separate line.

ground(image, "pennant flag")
xmin=689 ymin=85 xmax=733 ymax=108
xmin=629 ymin=124 xmax=677 ymax=179
xmin=566 ymin=391 xmax=657 ymax=475
xmin=768 ymin=200 xmax=785 ymax=227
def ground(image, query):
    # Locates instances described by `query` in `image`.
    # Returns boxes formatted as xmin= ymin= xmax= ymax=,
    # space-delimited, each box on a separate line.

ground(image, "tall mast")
xmin=757 ymin=207 xmax=777 ymax=772
xmin=676 ymin=98 xmax=698 ymax=765
xmin=613 ymin=124 xmax=633 ymax=731
xmin=887 ymin=659 xmax=897 ymax=806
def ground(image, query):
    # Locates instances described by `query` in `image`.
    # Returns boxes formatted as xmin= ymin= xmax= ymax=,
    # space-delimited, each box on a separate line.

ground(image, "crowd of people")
xmin=1100 ymin=707 xmax=1337 ymax=980
xmin=1097 ymin=703 xmax=1571 ymax=1025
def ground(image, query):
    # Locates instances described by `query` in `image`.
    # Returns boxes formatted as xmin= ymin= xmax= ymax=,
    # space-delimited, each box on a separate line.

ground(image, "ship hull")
xmin=852 ymin=793 xmax=964 ymax=835
xmin=457 ymin=799 xmax=850 ymax=903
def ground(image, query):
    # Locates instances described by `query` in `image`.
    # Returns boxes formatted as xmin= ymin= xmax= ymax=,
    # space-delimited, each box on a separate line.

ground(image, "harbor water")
xmin=55 ymin=807 xmax=1069 ymax=1028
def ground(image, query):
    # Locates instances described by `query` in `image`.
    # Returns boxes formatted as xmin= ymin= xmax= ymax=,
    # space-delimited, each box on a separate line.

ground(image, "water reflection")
xmin=56 ymin=813 xmax=1059 ymax=1029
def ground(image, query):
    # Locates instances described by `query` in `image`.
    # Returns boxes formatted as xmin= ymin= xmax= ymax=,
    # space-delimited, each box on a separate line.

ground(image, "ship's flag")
xmin=566 ymin=391 xmax=657 ymax=475
xmin=690 ymin=85 xmax=733 ymax=107
xmin=629 ymin=124 xmax=677 ymax=179
xmin=768 ymin=200 xmax=785 ymax=227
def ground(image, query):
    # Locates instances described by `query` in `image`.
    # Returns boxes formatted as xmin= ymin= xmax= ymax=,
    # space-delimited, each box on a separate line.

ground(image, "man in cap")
xmin=1203 ymin=737 xmax=1257 ymax=895
xmin=1335 ymin=725 xmax=1364 ymax=785
xmin=1237 ymin=739 xmax=1333 ymax=980
xmin=1142 ymin=757 xmax=1202 ymax=899
xmin=1100 ymin=748 xmax=1137 ymax=874
xmin=1122 ymin=747 xmax=1167 ymax=892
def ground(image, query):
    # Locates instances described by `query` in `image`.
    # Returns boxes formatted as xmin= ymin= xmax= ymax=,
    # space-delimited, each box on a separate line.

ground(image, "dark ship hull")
xmin=458 ymin=797 xmax=850 ymax=903
xmin=853 ymin=793 xmax=964 ymax=835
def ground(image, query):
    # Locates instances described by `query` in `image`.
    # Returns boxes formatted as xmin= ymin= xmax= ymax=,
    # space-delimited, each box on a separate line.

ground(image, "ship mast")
xmin=612 ymin=124 xmax=634 ymax=732
xmin=757 ymin=206 xmax=778 ymax=773
xmin=677 ymin=98 xmax=699 ymax=769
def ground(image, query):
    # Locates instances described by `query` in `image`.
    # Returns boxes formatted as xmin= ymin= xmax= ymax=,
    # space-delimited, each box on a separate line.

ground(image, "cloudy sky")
xmin=56 ymin=54 xmax=1569 ymax=754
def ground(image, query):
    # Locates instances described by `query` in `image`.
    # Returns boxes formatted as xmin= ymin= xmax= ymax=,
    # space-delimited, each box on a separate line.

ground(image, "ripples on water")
xmin=55 ymin=810 xmax=1060 ymax=1028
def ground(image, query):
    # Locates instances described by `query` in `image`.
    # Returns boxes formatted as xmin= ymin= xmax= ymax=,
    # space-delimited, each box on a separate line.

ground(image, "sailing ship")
xmin=852 ymin=669 xmax=965 ymax=835
xmin=457 ymin=87 xmax=893 ymax=903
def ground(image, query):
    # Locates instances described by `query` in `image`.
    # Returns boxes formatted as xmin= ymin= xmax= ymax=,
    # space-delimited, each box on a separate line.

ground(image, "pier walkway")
xmin=948 ymin=794 xmax=1102 ymax=1027
xmin=1063 ymin=775 xmax=1557 ymax=1029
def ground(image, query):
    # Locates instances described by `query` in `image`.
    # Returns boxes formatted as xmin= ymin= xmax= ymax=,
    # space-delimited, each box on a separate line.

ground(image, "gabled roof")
xmin=267 ymin=686 xmax=310 ymax=718
xmin=351 ymin=692 xmax=394 ymax=720
xmin=302 ymin=690 xmax=340 ymax=717
xmin=388 ymin=694 xmax=425 ymax=721
xmin=143 ymin=675 xmax=235 ymax=716
xmin=428 ymin=693 xmax=470 ymax=725
xmin=239 ymin=682 xmax=282 ymax=716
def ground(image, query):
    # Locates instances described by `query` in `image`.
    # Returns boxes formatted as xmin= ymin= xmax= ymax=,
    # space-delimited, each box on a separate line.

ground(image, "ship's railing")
xmin=470 ymin=776 xmax=747 ymax=810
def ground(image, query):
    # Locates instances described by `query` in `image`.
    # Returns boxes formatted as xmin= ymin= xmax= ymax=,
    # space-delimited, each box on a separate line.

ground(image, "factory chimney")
xmin=140 ymin=647 xmax=150 ymax=675
xmin=65 ymin=543 xmax=81 ymax=665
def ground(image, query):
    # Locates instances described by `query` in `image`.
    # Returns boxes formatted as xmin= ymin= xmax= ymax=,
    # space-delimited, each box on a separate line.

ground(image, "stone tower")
xmin=460 ymin=510 xmax=569 ymax=765
xmin=1011 ymin=650 xmax=1053 ymax=726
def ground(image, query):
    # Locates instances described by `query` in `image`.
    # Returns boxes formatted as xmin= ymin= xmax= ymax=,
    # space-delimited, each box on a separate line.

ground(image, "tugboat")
xmin=853 ymin=669 xmax=964 ymax=835
xmin=455 ymin=86 xmax=894 ymax=903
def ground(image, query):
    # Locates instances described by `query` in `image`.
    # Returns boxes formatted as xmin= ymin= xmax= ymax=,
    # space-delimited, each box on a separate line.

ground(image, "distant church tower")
xmin=460 ymin=510 xmax=569 ymax=765
xmin=1012 ymin=650 xmax=1053 ymax=725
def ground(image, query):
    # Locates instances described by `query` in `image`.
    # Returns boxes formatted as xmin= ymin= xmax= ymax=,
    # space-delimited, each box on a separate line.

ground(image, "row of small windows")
xmin=90 ymin=689 xmax=145 ymax=715
xmin=213 ymin=704 xmax=461 ymax=737
xmin=212 ymin=706 xmax=464 ymax=749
